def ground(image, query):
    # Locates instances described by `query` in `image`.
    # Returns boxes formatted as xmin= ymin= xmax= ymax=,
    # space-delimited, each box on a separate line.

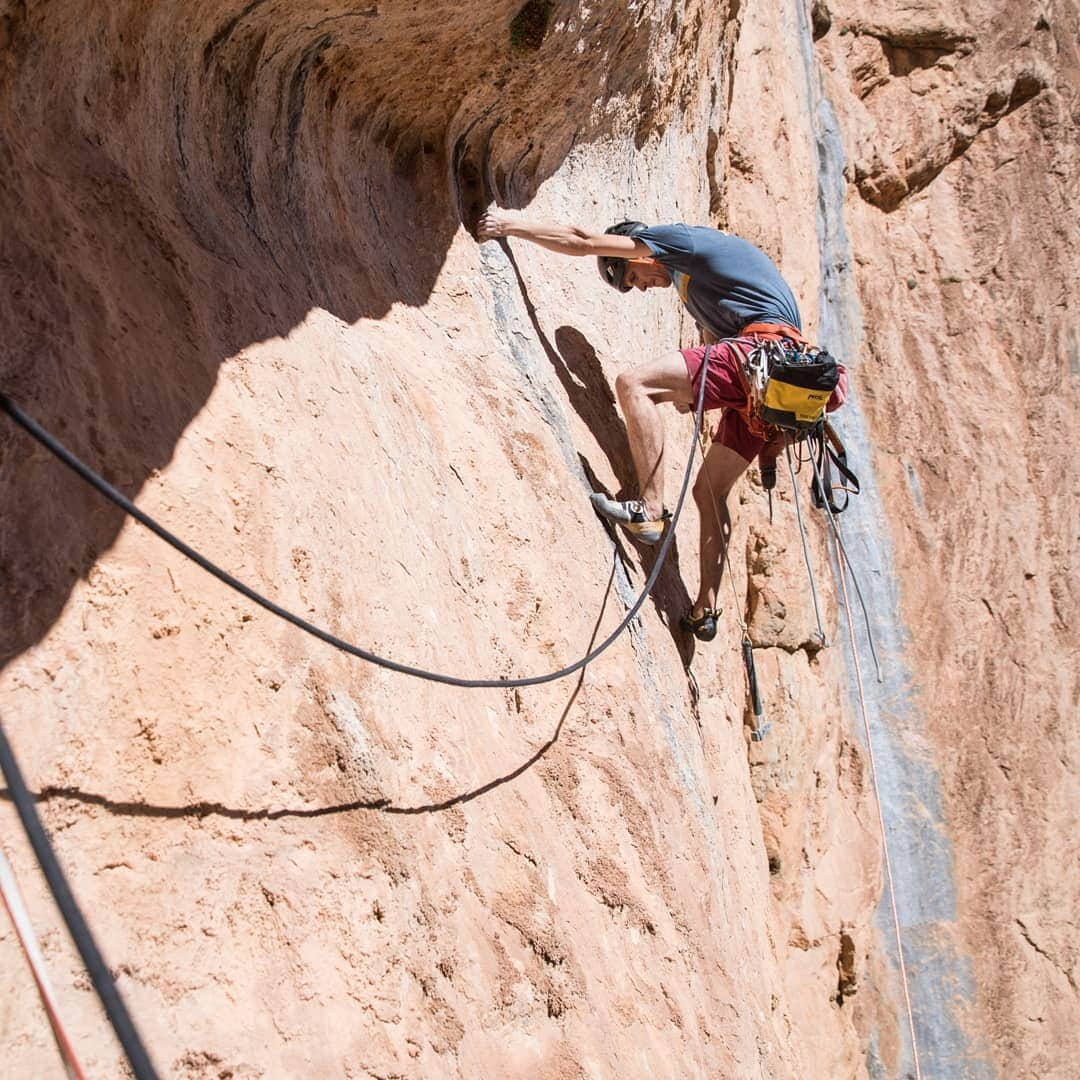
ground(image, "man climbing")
xmin=476 ymin=211 xmax=846 ymax=642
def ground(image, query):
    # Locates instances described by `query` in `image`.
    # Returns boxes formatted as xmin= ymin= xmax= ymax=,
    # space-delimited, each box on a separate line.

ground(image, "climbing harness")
xmin=736 ymin=323 xmax=849 ymax=526
xmin=0 ymin=346 xmax=708 ymax=690
xmin=0 ymin=844 xmax=87 ymax=1079
xmin=740 ymin=324 xmax=840 ymax=434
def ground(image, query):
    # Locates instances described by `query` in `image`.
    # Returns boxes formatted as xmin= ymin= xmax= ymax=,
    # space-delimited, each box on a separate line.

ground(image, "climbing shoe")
xmin=680 ymin=608 xmax=719 ymax=642
xmin=589 ymin=493 xmax=669 ymax=545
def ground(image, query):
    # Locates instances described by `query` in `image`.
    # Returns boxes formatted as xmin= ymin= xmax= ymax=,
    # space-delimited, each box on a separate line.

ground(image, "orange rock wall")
xmin=819 ymin=2 xmax=1080 ymax=1075
xmin=0 ymin=1 xmax=1075 ymax=1077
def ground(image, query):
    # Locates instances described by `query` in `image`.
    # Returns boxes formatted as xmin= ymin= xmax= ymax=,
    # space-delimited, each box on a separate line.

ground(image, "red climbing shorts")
xmin=680 ymin=341 xmax=848 ymax=463
xmin=711 ymin=407 xmax=773 ymax=463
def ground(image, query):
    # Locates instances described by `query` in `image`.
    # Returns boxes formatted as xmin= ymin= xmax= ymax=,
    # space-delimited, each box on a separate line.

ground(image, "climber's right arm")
xmin=477 ymin=210 xmax=648 ymax=259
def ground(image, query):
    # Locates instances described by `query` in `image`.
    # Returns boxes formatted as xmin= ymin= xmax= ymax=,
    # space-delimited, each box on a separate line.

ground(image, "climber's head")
xmin=597 ymin=221 xmax=671 ymax=293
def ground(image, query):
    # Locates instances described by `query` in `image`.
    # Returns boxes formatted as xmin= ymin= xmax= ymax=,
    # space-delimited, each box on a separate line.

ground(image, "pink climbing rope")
xmin=0 ymin=846 xmax=87 ymax=1080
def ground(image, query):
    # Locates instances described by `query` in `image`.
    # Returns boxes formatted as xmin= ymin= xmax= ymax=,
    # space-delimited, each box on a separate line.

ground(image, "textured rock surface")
xmin=0 ymin=1 xmax=1075 ymax=1077
xmin=816 ymin=2 xmax=1079 ymax=1075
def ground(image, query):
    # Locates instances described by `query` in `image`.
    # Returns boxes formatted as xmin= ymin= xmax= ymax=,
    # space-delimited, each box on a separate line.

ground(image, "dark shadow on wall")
xmin=497 ymin=244 xmax=696 ymax=654
xmin=0 ymin=559 xmax=620 ymax=819
xmin=0 ymin=1 xmax=696 ymax=670
xmin=552 ymin=326 xmax=634 ymax=485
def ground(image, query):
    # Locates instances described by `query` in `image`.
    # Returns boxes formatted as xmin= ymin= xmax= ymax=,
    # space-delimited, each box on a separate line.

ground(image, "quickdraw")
xmin=808 ymin=419 xmax=860 ymax=515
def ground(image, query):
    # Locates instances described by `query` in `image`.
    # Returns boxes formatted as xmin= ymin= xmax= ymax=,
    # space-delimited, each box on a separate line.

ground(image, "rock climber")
xmin=476 ymin=211 xmax=847 ymax=642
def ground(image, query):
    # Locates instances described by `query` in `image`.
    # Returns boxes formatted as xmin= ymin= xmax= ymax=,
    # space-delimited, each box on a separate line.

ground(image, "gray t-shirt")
xmin=637 ymin=224 xmax=801 ymax=339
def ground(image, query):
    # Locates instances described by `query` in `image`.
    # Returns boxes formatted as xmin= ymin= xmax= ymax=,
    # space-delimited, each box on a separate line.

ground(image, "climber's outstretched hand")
xmin=477 ymin=209 xmax=511 ymax=241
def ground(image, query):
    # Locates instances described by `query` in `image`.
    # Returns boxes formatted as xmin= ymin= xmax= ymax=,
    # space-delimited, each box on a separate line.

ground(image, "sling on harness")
xmin=809 ymin=420 xmax=860 ymax=515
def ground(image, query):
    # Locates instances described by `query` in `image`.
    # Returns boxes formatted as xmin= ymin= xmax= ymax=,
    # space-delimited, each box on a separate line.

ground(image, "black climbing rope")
xmin=0 ymin=348 xmax=709 ymax=690
xmin=0 ymin=715 xmax=160 ymax=1080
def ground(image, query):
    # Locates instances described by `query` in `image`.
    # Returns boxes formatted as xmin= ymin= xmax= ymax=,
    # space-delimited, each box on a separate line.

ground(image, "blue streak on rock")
xmin=792 ymin=1 xmax=995 ymax=1075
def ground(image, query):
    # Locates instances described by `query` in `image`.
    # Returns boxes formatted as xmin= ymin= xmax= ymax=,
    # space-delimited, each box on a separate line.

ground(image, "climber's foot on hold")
xmin=589 ymin=493 xmax=669 ymax=546
xmin=680 ymin=607 xmax=719 ymax=642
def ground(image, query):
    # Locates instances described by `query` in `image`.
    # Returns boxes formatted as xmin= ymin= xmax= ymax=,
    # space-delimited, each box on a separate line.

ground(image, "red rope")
xmin=0 ymin=847 xmax=87 ymax=1080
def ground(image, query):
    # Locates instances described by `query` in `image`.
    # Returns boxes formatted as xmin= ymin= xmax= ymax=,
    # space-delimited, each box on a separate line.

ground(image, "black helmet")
xmin=597 ymin=220 xmax=649 ymax=293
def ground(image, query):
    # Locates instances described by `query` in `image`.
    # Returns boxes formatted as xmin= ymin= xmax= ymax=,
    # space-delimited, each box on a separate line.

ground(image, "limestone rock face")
xmin=0 ymin=2 xmax=1075 ymax=1078
xmin=817 ymin=2 xmax=1080 ymax=1075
